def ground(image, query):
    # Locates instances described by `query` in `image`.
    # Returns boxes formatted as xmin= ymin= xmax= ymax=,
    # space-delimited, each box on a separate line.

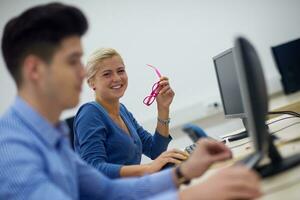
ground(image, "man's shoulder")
xmin=0 ymin=107 xmax=21 ymax=132
xmin=0 ymin=108 xmax=35 ymax=144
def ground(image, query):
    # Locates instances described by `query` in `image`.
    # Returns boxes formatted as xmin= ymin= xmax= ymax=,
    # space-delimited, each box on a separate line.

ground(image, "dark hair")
xmin=1 ymin=2 xmax=88 ymax=87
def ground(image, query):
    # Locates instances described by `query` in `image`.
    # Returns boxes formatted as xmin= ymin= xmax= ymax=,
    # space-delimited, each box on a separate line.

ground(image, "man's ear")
xmin=23 ymin=55 xmax=45 ymax=82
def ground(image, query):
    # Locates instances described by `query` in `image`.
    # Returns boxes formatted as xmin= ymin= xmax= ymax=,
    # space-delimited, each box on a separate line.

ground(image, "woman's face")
xmin=92 ymin=55 xmax=128 ymax=101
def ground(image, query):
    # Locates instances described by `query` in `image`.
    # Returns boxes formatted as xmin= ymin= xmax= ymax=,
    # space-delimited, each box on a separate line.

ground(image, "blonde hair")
xmin=86 ymin=48 xmax=122 ymax=87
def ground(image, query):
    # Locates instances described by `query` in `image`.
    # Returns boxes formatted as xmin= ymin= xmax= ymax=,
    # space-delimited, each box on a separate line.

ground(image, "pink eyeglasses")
xmin=143 ymin=64 xmax=162 ymax=106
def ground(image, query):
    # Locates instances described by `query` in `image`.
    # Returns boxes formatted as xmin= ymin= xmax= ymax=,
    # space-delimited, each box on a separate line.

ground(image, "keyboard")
xmin=184 ymin=143 xmax=197 ymax=154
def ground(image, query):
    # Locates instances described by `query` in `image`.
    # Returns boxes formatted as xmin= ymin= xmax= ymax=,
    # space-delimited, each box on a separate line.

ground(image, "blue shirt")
xmin=0 ymin=97 xmax=178 ymax=200
xmin=74 ymin=102 xmax=172 ymax=178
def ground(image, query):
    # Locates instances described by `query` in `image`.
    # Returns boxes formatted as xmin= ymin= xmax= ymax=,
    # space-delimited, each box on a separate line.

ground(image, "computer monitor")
xmin=234 ymin=37 xmax=269 ymax=161
xmin=213 ymin=48 xmax=245 ymax=118
xmin=213 ymin=48 xmax=248 ymax=141
xmin=234 ymin=36 xmax=300 ymax=177
xmin=272 ymin=38 xmax=300 ymax=94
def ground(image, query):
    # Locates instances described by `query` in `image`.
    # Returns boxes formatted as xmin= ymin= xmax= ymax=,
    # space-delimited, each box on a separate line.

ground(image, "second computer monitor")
xmin=213 ymin=48 xmax=245 ymax=119
xmin=272 ymin=38 xmax=300 ymax=94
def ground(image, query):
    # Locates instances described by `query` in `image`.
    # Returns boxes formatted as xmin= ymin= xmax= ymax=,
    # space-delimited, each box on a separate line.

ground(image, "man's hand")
xmin=180 ymin=138 xmax=232 ymax=179
xmin=179 ymin=165 xmax=262 ymax=200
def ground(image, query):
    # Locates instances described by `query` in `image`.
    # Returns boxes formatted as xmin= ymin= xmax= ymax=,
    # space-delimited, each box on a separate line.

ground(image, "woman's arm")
xmin=120 ymin=149 xmax=188 ymax=177
xmin=120 ymin=165 xmax=150 ymax=177
xmin=124 ymin=77 xmax=174 ymax=159
xmin=155 ymin=76 xmax=175 ymax=137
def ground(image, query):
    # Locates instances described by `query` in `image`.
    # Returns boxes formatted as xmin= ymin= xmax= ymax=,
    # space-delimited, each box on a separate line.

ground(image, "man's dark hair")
xmin=1 ymin=2 xmax=88 ymax=87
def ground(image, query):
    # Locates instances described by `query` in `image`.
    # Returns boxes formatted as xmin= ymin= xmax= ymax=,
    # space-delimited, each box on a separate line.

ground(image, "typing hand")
xmin=147 ymin=149 xmax=189 ymax=173
xmin=180 ymin=138 xmax=232 ymax=179
xmin=179 ymin=166 xmax=262 ymax=200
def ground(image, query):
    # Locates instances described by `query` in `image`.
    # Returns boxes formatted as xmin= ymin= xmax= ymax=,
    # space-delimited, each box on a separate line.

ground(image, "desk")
xmin=260 ymin=115 xmax=300 ymax=199
xmin=269 ymin=91 xmax=300 ymax=119
xmin=186 ymin=115 xmax=300 ymax=200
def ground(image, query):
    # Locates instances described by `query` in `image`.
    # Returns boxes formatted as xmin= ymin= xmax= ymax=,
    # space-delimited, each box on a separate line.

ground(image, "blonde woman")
xmin=74 ymin=48 xmax=188 ymax=178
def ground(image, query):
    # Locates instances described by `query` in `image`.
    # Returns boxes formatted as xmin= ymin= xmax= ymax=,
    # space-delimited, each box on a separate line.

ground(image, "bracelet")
xmin=157 ymin=117 xmax=170 ymax=126
xmin=175 ymin=165 xmax=190 ymax=185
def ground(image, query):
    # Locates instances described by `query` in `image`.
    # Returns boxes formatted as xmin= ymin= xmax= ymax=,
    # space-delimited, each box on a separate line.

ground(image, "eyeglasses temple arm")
xmin=146 ymin=64 xmax=162 ymax=78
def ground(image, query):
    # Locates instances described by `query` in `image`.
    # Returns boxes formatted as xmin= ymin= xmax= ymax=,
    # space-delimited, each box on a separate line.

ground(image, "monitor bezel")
xmin=234 ymin=36 xmax=269 ymax=154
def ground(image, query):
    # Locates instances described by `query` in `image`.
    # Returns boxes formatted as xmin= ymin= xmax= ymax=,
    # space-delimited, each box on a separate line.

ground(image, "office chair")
xmin=65 ymin=116 xmax=75 ymax=150
xmin=182 ymin=123 xmax=208 ymax=142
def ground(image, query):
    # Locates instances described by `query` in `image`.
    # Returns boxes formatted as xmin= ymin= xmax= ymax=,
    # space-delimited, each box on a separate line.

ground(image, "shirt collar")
xmin=12 ymin=96 xmax=69 ymax=148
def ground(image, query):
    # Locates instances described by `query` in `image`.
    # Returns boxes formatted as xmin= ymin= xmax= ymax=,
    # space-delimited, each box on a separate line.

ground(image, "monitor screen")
xmin=272 ymin=38 xmax=300 ymax=94
xmin=213 ymin=48 xmax=245 ymax=118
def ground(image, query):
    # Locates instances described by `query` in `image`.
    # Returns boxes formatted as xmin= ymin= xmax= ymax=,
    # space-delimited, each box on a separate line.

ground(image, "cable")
xmin=224 ymin=111 xmax=300 ymax=149
xmin=270 ymin=121 xmax=300 ymax=135
xmin=229 ymin=140 xmax=251 ymax=149
xmin=230 ymin=119 xmax=300 ymax=148
xmin=267 ymin=116 xmax=298 ymax=126
xmin=268 ymin=111 xmax=300 ymax=118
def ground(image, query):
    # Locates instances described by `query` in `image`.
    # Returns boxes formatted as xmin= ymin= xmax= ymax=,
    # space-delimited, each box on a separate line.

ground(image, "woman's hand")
xmin=156 ymin=76 xmax=175 ymax=110
xmin=146 ymin=149 xmax=189 ymax=173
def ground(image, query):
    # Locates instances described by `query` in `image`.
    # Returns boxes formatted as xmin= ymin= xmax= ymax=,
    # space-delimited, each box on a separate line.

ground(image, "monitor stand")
xmin=240 ymin=135 xmax=300 ymax=178
xmin=225 ymin=118 xmax=249 ymax=142
xmin=255 ymin=136 xmax=300 ymax=178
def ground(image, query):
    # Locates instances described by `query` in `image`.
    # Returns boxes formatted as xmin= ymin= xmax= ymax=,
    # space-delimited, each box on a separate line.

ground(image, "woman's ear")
xmin=88 ymin=79 xmax=96 ymax=90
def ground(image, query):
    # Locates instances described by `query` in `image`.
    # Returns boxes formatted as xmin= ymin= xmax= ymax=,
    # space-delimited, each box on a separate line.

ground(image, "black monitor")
xmin=234 ymin=36 xmax=300 ymax=178
xmin=213 ymin=48 xmax=248 ymax=141
xmin=272 ymin=38 xmax=300 ymax=94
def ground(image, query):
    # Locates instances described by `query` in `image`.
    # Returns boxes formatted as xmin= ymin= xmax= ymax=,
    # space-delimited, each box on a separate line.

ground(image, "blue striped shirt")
xmin=0 ymin=96 xmax=178 ymax=200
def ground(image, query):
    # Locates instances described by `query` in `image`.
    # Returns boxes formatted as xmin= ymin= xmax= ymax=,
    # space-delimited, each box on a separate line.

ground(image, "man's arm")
xmin=75 ymin=154 xmax=179 ymax=200
xmin=0 ymin=138 xmax=72 ymax=200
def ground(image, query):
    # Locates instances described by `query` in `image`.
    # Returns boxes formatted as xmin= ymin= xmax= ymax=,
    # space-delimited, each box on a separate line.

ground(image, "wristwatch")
xmin=157 ymin=117 xmax=170 ymax=126
xmin=175 ymin=165 xmax=191 ymax=185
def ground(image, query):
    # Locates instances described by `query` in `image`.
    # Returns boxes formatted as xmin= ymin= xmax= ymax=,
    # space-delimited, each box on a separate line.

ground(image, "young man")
xmin=0 ymin=2 xmax=262 ymax=200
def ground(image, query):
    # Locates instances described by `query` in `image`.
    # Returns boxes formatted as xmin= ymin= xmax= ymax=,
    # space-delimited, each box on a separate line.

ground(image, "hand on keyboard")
xmin=151 ymin=149 xmax=189 ymax=171
xmin=161 ymin=144 xmax=197 ymax=170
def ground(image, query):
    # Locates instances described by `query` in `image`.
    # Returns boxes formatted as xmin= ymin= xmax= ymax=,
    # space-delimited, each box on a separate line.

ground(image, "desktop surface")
xmin=186 ymin=114 xmax=300 ymax=199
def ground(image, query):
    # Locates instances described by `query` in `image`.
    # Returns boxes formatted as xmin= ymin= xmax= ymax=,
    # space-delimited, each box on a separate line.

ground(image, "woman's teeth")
xmin=111 ymin=85 xmax=121 ymax=89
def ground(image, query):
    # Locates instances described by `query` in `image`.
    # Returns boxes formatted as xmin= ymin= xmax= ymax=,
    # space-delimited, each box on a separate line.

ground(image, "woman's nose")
xmin=112 ymin=72 xmax=121 ymax=82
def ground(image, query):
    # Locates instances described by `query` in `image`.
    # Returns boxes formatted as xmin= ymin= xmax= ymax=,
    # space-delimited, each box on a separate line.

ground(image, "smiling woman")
xmin=73 ymin=48 xmax=189 ymax=178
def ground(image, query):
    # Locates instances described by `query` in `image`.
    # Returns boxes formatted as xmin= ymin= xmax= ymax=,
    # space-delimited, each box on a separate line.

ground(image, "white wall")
xmin=1 ymin=0 xmax=300 ymax=129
